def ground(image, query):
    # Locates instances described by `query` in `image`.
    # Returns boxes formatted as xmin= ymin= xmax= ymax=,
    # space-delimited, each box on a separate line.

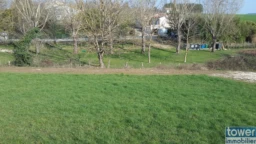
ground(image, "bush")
xmin=13 ymin=28 xmax=40 ymax=66
xmin=207 ymin=50 xmax=256 ymax=71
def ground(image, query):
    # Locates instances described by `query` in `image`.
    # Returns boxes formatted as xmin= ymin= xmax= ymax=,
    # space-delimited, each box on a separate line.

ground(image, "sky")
xmin=5 ymin=0 xmax=256 ymax=14
xmin=239 ymin=0 xmax=256 ymax=14
xmin=163 ymin=0 xmax=256 ymax=14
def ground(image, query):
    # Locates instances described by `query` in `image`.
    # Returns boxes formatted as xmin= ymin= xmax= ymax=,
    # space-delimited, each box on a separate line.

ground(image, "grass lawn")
xmin=0 ymin=73 xmax=255 ymax=143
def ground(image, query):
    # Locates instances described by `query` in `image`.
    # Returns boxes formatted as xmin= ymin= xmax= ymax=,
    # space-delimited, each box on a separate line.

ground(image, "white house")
xmin=153 ymin=16 xmax=170 ymax=30
xmin=144 ymin=13 xmax=171 ymax=36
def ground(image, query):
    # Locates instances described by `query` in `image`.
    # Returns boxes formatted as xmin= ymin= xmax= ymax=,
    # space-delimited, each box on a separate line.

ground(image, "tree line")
xmin=0 ymin=0 xmax=254 ymax=67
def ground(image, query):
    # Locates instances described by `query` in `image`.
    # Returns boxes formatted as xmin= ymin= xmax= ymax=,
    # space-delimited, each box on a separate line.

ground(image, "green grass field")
xmin=238 ymin=14 xmax=256 ymax=22
xmin=0 ymin=73 xmax=255 ymax=143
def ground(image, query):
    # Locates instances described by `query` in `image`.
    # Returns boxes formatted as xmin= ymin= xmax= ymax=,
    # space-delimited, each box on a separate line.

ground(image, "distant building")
xmin=145 ymin=12 xmax=171 ymax=37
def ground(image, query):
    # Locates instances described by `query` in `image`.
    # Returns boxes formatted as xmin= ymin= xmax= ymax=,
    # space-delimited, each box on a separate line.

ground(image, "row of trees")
xmin=167 ymin=0 xmax=244 ymax=53
xmin=0 ymin=0 xmax=252 ymax=67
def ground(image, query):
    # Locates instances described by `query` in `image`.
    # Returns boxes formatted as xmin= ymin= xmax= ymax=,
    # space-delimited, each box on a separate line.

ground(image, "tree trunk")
xmin=212 ymin=36 xmax=216 ymax=52
xmin=148 ymin=33 xmax=153 ymax=64
xmin=148 ymin=43 xmax=151 ymax=64
xmin=73 ymin=35 xmax=78 ymax=54
xmin=141 ymin=27 xmax=146 ymax=54
xmin=184 ymin=30 xmax=190 ymax=63
xmin=94 ymin=36 xmax=105 ymax=68
xmin=109 ymin=35 xmax=113 ymax=54
xmin=177 ymin=28 xmax=181 ymax=54
xmin=109 ymin=25 xmax=114 ymax=54
xmin=184 ymin=43 xmax=189 ymax=63
xmin=98 ymin=51 xmax=105 ymax=68
xmin=35 ymin=39 xmax=40 ymax=55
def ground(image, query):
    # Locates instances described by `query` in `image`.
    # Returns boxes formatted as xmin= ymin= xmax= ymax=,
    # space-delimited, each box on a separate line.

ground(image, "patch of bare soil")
xmin=211 ymin=71 xmax=256 ymax=83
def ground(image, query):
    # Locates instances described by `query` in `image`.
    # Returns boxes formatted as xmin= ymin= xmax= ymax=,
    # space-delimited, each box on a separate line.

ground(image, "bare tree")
xmin=13 ymin=0 xmax=50 ymax=54
xmin=202 ymin=0 xmax=243 ymax=52
xmin=133 ymin=0 xmax=158 ymax=54
xmin=62 ymin=0 xmax=83 ymax=54
xmin=183 ymin=16 xmax=197 ymax=63
xmin=182 ymin=3 xmax=201 ymax=62
xmin=45 ymin=0 xmax=83 ymax=54
xmin=167 ymin=0 xmax=200 ymax=54
xmin=105 ymin=0 xmax=129 ymax=54
xmin=81 ymin=0 xmax=128 ymax=68
xmin=14 ymin=0 xmax=50 ymax=34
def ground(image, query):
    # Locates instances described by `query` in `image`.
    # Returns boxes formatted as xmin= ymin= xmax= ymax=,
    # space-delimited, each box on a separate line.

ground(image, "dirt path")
xmin=0 ymin=67 xmax=255 ymax=83
xmin=0 ymin=67 xmax=215 ymax=75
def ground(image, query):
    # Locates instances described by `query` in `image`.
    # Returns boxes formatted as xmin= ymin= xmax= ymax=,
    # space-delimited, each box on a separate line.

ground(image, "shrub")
xmin=12 ymin=28 xmax=40 ymax=66
xmin=239 ymin=50 xmax=256 ymax=56
xmin=207 ymin=50 xmax=256 ymax=71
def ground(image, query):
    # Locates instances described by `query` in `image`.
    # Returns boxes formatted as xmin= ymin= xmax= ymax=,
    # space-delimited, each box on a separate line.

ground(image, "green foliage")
xmin=0 ymin=74 xmax=255 ymax=143
xmin=219 ymin=15 xmax=256 ymax=43
xmin=233 ymin=19 xmax=256 ymax=43
xmin=218 ymin=17 xmax=243 ymax=43
xmin=194 ymin=16 xmax=256 ymax=43
xmin=0 ymin=9 xmax=14 ymax=33
xmin=43 ymin=20 xmax=70 ymax=39
xmin=12 ymin=28 xmax=40 ymax=66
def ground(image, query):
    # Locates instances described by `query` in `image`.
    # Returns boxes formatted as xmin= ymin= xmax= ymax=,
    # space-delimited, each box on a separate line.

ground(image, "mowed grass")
xmin=0 ymin=73 xmax=255 ymax=143
xmin=238 ymin=14 xmax=256 ymax=22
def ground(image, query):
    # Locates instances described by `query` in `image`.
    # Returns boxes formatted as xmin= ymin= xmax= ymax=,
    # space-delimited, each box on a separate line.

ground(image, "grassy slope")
xmin=38 ymin=44 xmax=242 ymax=68
xmin=0 ymin=53 xmax=14 ymax=64
xmin=237 ymin=14 xmax=256 ymax=22
xmin=0 ymin=74 xmax=255 ymax=143
xmin=0 ymin=42 xmax=251 ymax=67
xmin=0 ymin=44 xmax=14 ymax=64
